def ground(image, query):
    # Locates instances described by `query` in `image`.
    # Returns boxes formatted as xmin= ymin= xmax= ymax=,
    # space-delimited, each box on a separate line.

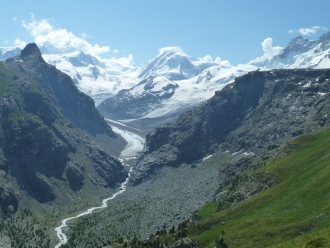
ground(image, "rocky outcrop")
xmin=89 ymin=147 xmax=126 ymax=187
xmin=66 ymin=163 xmax=84 ymax=191
xmin=131 ymin=69 xmax=330 ymax=184
xmin=0 ymin=185 xmax=18 ymax=215
xmin=171 ymin=238 xmax=198 ymax=248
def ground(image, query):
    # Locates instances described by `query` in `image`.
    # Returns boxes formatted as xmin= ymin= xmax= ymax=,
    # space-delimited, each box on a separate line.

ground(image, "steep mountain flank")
xmin=0 ymin=43 xmax=127 ymax=213
xmin=180 ymin=129 xmax=330 ymax=247
xmin=131 ymin=69 xmax=330 ymax=184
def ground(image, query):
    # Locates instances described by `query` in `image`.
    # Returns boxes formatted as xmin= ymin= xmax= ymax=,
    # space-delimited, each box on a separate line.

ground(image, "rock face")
xmin=0 ymin=185 xmax=18 ymax=215
xmin=0 ymin=43 xmax=127 ymax=213
xmin=131 ymin=69 xmax=330 ymax=184
xmin=171 ymin=238 xmax=198 ymax=248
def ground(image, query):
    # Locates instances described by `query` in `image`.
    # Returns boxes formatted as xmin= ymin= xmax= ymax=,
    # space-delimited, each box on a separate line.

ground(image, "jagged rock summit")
xmin=20 ymin=43 xmax=45 ymax=63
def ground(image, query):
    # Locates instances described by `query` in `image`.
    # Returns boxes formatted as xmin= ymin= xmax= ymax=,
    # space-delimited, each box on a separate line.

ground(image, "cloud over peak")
xmin=261 ymin=38 xmax=283 ymax=59
xmin=16 ymin=14 xmax=134 ymax=67
xmin=288 ymin=26 xmax=328 ymax=36
xmin=14 ymin=38 xmax=27 ymax=48
xmin=22 ymin=14 xmax=110 ymax=57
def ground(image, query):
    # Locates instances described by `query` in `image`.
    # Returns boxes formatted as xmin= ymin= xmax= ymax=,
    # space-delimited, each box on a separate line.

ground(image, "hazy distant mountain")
xmin=0 ymin=47 xmax=21 ymax=60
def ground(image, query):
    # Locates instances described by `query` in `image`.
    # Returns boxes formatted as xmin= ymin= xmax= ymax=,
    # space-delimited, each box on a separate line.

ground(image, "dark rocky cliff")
xmin=0 ymin=43 xmax=127 ymax=213
xmin=131 ymin=69 xmax=330 ymax=184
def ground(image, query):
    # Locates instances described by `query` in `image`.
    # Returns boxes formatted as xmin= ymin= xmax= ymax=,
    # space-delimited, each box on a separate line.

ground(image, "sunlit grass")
xmin=188 ymin=129 xmax=330 ymax=247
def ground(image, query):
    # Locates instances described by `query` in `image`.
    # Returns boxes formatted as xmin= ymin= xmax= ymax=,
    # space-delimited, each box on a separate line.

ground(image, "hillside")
xmin=179 ymin=128 xmax=330 ymax=247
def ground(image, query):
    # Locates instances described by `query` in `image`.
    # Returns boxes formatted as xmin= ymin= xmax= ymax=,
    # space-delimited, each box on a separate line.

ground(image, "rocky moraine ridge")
xmin=132 ymin=68 xmax=330 ymax=184
xmin=0 ymin=43 xmax=127 ymax=215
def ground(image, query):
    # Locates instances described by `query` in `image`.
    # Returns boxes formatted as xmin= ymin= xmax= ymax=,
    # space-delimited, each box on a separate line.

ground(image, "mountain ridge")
xmin=131 ymin=68 xmax=330 ymax=184
xmin=0 ymin=43 xmax=127 ymax=214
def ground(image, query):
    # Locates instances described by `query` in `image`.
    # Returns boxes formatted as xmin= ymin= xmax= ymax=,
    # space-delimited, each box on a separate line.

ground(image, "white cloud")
xmin=113 ymin=49 xmax=119 ymax=54
xmin=261 ymin=38 xmax=283 ymax=59
xmin=214 ymin=56 xmax=221 ymax=64
xmin=158 ymin=46 xmax=184 ymax=56
xmin=21 ymin=14 xmax=110 ymax=57
xmin=17 ymin=14 xmax=134 ymax=67
xmin=288 ymin=26 xmax=328 ymax=36
xmin=203 ymin=55 xmax=213 ymax=62
xmin=101 ymin=54 xmax=134 ymax=67
xmin=81 ymin=32 xmax=92 ymax=39
xmin=117 ymin=54 xmax=134 ymax=67
xmin=12 ymin=17 xmax=17 ymax=21
xmin=14 ymin=38 xmax=27 ymax=48
xmin=3 ymin=40 xmax=8 ymax=44
xmin=299 ymin=26 xmax=321 ymax=35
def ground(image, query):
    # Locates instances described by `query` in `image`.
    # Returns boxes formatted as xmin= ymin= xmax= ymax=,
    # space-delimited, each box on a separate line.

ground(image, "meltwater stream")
xmin=54 ymin=125 xmax=144 ymax=247
xmin=54 ymin=169 xmax=131 ymax=247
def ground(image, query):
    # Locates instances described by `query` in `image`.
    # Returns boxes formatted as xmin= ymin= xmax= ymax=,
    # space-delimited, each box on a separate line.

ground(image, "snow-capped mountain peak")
xmin=138 ymin=46 xmax=220 ymax=80
xmin=157 ymin=46 xmax=188 ymax=57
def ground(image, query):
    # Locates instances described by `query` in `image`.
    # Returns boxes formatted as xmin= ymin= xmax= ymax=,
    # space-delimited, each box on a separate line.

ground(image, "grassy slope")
xmin=189 ymin=129 xmax=330 ymax=247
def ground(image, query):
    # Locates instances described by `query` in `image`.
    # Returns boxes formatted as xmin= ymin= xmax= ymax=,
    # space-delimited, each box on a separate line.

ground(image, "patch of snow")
xmin=231 ymin=149 xmax=244 ymax=156
xmin=202 ymin=154 xmax=213 ymax=162
xmin=303 ymin=82 xmax=311 ymax=88
xmin=243 ymin=152 xmax=255 ymax=156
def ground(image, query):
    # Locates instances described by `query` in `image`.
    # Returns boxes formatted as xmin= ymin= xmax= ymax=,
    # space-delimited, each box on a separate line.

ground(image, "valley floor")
xmin=54 ymin=121 xmax=235 ymax=247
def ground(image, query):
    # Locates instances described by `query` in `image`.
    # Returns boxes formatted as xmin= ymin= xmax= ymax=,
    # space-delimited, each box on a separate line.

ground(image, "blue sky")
xmin=1 ymin=0 xmax=330 ymax=65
